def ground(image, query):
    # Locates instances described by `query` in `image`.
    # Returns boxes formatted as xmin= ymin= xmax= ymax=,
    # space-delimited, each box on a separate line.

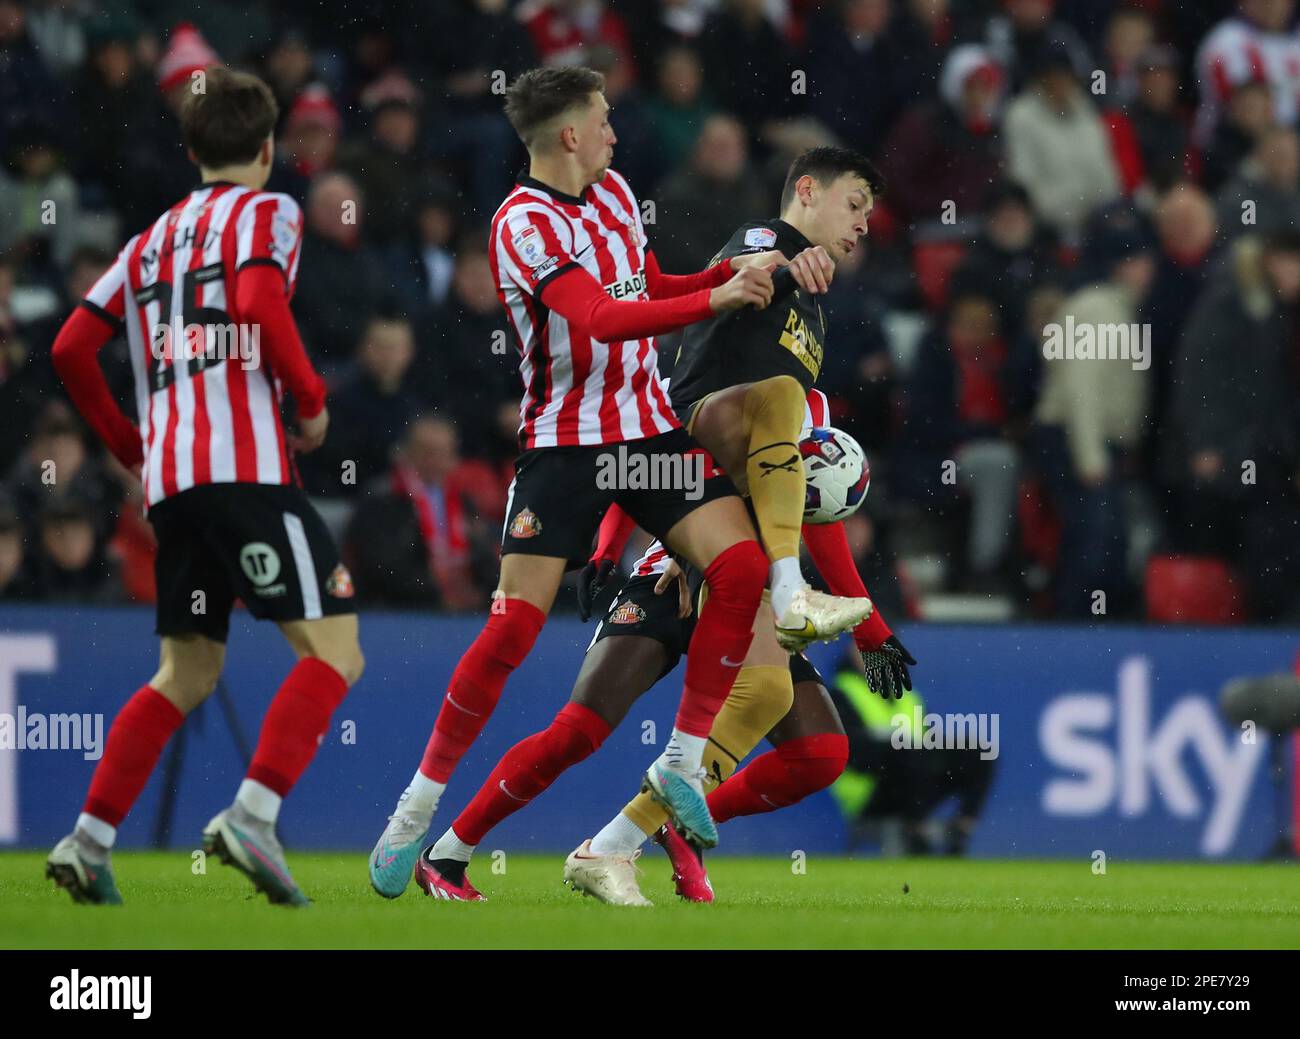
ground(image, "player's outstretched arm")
xmin=642 ymin=249 xmax=734 ymax=299
xmin=234 ymin=263 xmax=327 ymax=426
xmin=577 ymin=504 xmax=639 ymax=621
xmin=51 ymin=307 xmax=142 ymax=468
xmin=540 ymin=263 xmax=774 ymax=344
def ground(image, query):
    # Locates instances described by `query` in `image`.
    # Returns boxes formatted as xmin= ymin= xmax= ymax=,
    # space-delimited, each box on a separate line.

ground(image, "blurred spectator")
xmin=71 ymin=13 xmax=151 ymax=210
xmin=645 ymin=44 xmax=714 ymax=175
xmin=652 ymin=114 xmax=769 ymax=275
xmin=1200 ymin=79 xmax=1275 ymax=193
xmin=1032 ymin=207 xmax=1156 ymax=616
xmin=260 ymin=26 xmax=316 ymax=119
xmin=1194 ymin=0 xmax=1300 ymax=148
xmin=0 ymin=0 xmax=66 ymax=157
xmin=30 ymin=496 xmax=118 ymax=602
xmin=411 ymin=230 xmax=516 ymax=431
xmin=948 ymin=181 xmax=1062 ymax=340
xmin=1142 ymin=183 xmax=1219 ymax=462
xmin=337 ymin=87 xmax=427 ymax=248
xmin=343 ymin=415 xmax=493 ymax=610
xmin=0 ymin=118 xmax=80 ymax=277
xmin=898 ymin=292 xmax=1022 ymax=590
xmin=0 ymin=498 xmax=34 ymax=599
xmin=698 ymin=0 xmax=798 ymax=136
xmin=1100 ymin=5 xmax=1156 ymax=108
xmin=1215 ymin=125 xmax=1300 ymax=241
xmin=292 ymin=171 xmax=386 ymax=365
xmin=452 ymin=399 xmax=520 ymax=526
xmin=1004 ymin=43 xmax=1122 ymax=241
xmin=891 ymin=0 xmax=961 ymax=102
xmin=1165 ymin=229 xmax=1300 ymax=619
xmin=3 ymin=401 xmax=120 ymax=545
xmin=521 ymin=0 xmax=637 ymax=75
xmin=300 ymin=314 xmax=420 ymax=499
xmin=805 ymin=0 xmax=910 ymax=157
xmin=1126 ymin=44 xmax=1193 ymax=194
xmin=985 ymin=0 xmax=1093 ymax=91
xmin=424 ymin=0 xmax=534 ymax=218
xmin=279 ymin=83 xmax=341 ymax=190
xmin=878 ymin=44 xmax=1005 ymax=234
xmin=383 ymin=188 xmax=459 ymax=313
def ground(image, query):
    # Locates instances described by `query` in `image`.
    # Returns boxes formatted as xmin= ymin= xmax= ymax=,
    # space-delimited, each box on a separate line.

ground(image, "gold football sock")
xmin=623 ymin=665 xmax=794 ymax=836
xmin=743 ymin=375 xmax=807 ymax=565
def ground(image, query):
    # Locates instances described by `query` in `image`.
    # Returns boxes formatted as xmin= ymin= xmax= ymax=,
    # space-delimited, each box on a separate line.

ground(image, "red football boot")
xmin=414 ymin=849 xmax=486 ymax=902
xmin=653 ymin=823 xmax=714 ymax=903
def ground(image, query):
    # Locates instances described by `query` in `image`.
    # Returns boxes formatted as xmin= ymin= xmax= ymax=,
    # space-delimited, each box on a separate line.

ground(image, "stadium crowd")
xmin=1 ymin=0 xmax=1299 ymax=622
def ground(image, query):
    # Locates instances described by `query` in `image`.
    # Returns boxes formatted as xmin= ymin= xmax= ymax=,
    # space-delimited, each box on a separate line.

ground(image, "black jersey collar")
xmin=518 ymin=171 xmax=587 ymax=206
xmin=772 ymin=218 xmax=813 ymax=253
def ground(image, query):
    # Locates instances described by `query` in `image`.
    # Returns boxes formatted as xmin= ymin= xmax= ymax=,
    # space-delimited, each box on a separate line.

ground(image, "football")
xmin=801 ymin=426 xmax=870 ymax=524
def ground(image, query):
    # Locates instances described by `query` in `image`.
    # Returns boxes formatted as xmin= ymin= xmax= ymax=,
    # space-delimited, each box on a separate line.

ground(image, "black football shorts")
xmin=149 ymin=482 xmax=356 ymax=642
xmin=501 ymin=427 xmax=736 ymax=569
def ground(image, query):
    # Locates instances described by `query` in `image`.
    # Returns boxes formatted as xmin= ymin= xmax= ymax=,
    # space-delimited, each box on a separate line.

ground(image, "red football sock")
xmin=452 ymin=702 xmax=610 ymax=846
xmin=83 ymin=686 xmax=184 ymax=827
xmin=707 ymin=733 xmax=849 ymax=823
xmin=675 ymin=540 xmax=766 ymax=736
xmin=420 ymin=599 xmax=546 ymax=783
xmin=246 ymin=658 xmax=350 ymax=796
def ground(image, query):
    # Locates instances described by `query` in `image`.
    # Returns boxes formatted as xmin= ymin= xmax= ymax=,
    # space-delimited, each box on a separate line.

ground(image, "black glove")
xmin=576 ymin=558 xmax=615 ymax=622
xmin=860 ymin=635 xmax=917 ymax=700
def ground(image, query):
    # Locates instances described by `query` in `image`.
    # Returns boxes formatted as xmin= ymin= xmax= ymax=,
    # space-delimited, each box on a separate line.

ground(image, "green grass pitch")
xmin=2 ymin=851 xmax=1298 ymax=949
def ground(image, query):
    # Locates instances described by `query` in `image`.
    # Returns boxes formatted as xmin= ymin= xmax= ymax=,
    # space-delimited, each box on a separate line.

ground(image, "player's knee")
xmin=705 ymin=539 xmax=768 ymax=608
xmin=481 ymin=598 xmax=547 ymax=671
xmin=777 ymin=733 xmax=850 ymax=795
xmin=548 ymin=702 xmax=612 ymax=766
xmin=327 ymin=644 xmax=365 ymax=687
xmin=747 ymin=374 xmax=804 ymax=424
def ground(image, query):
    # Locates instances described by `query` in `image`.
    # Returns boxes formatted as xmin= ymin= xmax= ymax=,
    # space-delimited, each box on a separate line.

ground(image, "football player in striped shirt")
xmin=45 ymin=68 xmax=363 ymax=906
xmin=406 ymin=390 xmax=890 ymax=903
xmin=369 ymin=66 xmax=871 ymax=899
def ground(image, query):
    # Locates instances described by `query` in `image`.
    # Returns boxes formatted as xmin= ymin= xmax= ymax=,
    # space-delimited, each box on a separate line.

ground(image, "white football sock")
xmin=769 ymin=557 xmax=804 ymax=619
xmin=590 ymin=812 xmax=649 ymax=856
xmin=658 ymin=729 xmax=708 ymax=773
xmin=397 ymin=770 xmax=445 ymax=818
xmin=75 ymin=813 xmax=116 ymax=851
xmin=430 ymin=827 xmax=476 ymax=863
xmin=236 ymin=779 xmax=282 ymax=824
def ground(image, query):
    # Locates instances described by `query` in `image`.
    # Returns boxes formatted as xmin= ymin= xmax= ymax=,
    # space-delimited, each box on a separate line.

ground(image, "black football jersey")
xmin=668 ymin=218 xmax=827 ymax=417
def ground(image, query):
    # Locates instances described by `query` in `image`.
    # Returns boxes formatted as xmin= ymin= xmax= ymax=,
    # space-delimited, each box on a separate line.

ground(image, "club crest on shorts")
xmin=610 ymin=600 xmax=647 ymax=625
xmin=509 ymin=507 xmax=542 ymax=539
xmin=326 ymin=563 xmax=354 ymax=598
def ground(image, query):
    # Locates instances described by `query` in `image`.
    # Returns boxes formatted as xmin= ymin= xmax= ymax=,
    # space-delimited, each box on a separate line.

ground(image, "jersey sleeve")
xmin=494 ymin=203 xmax=580 ymax=296
xmin=234 ymin=192 xmax=304 ymax=295
xmin=80 ymin=246 xmax=131 ymax=331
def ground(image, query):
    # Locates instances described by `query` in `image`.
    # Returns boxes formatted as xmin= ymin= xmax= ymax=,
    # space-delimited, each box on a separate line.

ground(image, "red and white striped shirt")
xmin=83 ymin=184 xmax=305 ymax=508
xmin=1195 ymin=16 xmax=1300 ymax=145
xmin=630 ymin=388 xmax=830 ymax=578
xmin=490 ymin=168 xmax=680 ymax=450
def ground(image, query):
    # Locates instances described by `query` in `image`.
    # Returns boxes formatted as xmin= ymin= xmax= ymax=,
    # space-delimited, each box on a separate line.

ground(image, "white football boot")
xmin=775 ymin=585 xmax=873 ymax=652
xmin=562 ymin=839 xmax=653 ymax=907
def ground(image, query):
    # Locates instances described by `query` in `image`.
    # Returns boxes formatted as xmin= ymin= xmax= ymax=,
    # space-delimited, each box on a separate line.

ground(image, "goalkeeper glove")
xmin=859 ymin=634 xmax=916 ymax=700
xmin=576 ymin=558 xmax=615 ymax=622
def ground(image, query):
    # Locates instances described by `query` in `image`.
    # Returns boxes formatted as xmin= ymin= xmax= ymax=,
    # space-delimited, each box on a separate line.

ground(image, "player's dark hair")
xmin=179 ymin=66 xmax=279 ymax=169
xmin=504 ymin=66 xmax=606 ymax=150
xmin=780 ymin=146 xmax=885 ymax=210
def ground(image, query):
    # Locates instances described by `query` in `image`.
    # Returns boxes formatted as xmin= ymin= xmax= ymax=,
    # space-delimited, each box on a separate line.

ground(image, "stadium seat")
xmin=1144 ymin=555 xmax=1245 ymax=624
xmin=912 ymin=240 xmax=967 ymax=312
